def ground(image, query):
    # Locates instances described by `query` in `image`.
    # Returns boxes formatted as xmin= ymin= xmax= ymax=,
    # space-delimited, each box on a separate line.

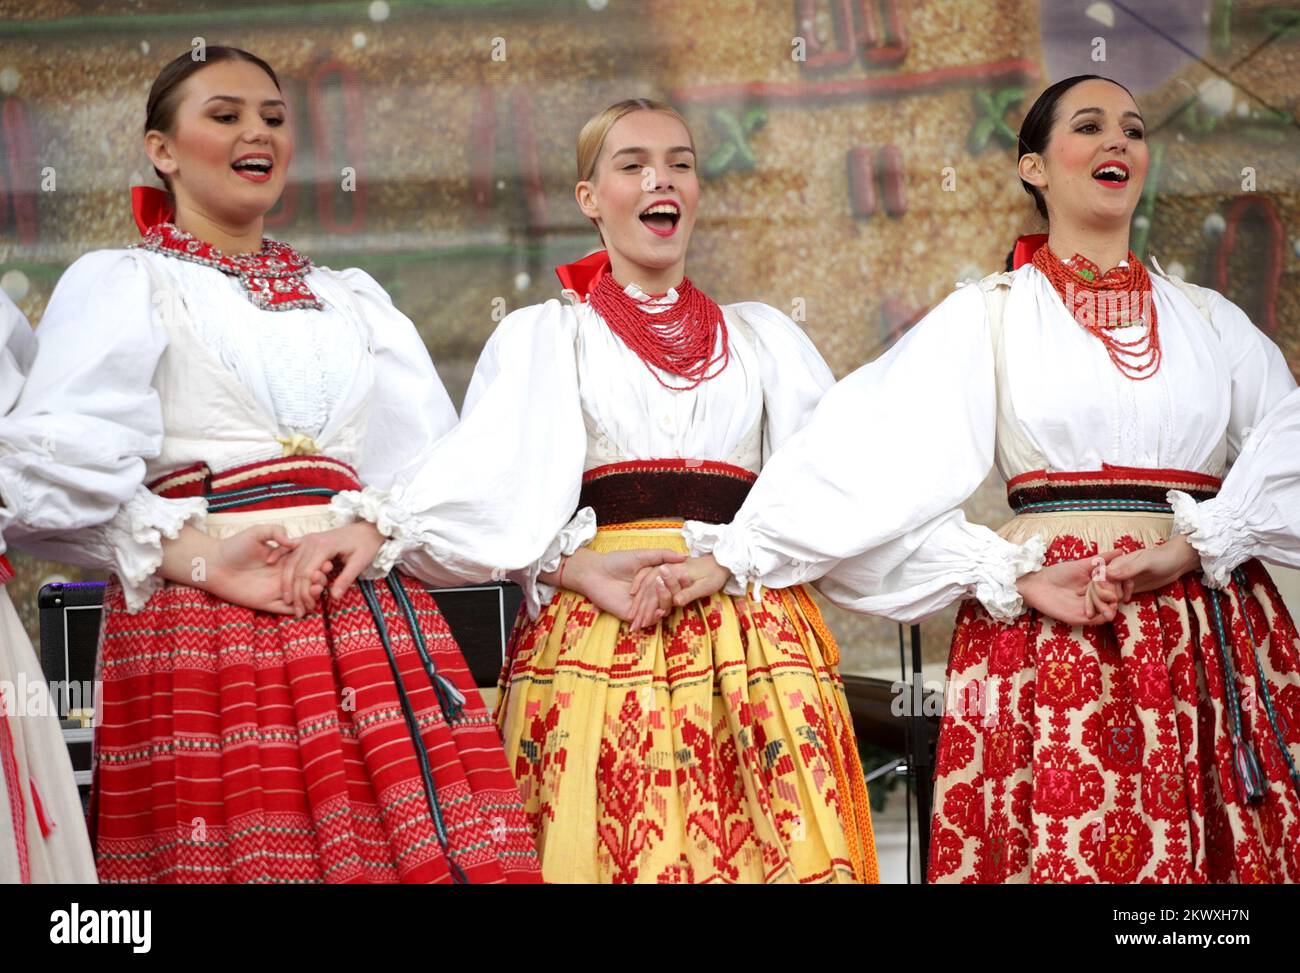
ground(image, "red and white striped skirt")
xmin=89 ymin=456 xmax=541 ymax=883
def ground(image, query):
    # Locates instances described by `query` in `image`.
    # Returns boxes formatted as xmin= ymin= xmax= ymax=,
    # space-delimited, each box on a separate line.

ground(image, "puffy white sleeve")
xmin=0 ymin=251 xmax=205 ymax=610
xmin=322 ymin=266 xmax=458 ymax=566
xmin=1167 ymin=287 xmax=1298 ymax=587
xmin=1207 ymin=288 xmax=1296 ymax=464
xmin=1169 ymin=388 xmax=1300 ymax=586
xmin=0 ymin=290 xmax=37 ymax=546
xmin=686 ymin=281 xmax=1044 ymax=621
xmin=331 ymin=299 xmax=591 ymax=616
xmin=813 ymin=509 xmax=1046 ymax=624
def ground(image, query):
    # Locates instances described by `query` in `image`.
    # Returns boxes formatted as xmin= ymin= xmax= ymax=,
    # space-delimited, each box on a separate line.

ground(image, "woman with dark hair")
xmin=670 ymin=75 xmax=1300 ymax=883
xmin=13 ymin=46 xmax=547 ymax=883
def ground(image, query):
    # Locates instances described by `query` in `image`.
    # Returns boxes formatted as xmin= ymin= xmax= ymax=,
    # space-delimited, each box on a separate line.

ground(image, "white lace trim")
xmin=329 ymin=485 xmax=430 ymax=579
xmin=1167 ymin=488 xmax=1246 ymax=589
xmin=973 ymin=534 xmax=1047 ymax=623
xmin=540 ymin=507 xmax=598 ymax=575
xmin=530 ymin=507 xmax=597 ymax=615
xmin=681 ymin=520 xmax=782 ymax=599
xmin=114 ymin=490 xmax=208 ymax=613
xmin=681 ymin=520 xmax=726 ymax=559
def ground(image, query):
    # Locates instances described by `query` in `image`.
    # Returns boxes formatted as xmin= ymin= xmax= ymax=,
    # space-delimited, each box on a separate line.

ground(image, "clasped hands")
xmin=268 ymin=531 xmax=734 ymax=625
xmin=176 ymin=521 xmax=1202 ymax=629
xmin=1015 ymin=533 xmax=1201 ymax=625
xmin=156 ymin=520 xmax=387 ymax=616
xmin=194 ymin=522 xmax=729 ymax=625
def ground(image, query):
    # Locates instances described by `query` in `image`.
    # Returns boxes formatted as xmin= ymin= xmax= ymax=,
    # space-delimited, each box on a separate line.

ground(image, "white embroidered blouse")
xmin=7 ymin=243 xmax=458 ymax=611
xmin=329 ymin=281 xmax=837 ymax=617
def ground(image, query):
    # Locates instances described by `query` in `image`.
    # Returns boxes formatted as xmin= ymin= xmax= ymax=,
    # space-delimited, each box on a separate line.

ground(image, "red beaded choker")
xmin=1031 ymin=244 xmax=1162 ymax=380
xmin=587 ymin=270 xmax=729 ymax=391
xmin=135 ymin=222 xmax=324 ymax=312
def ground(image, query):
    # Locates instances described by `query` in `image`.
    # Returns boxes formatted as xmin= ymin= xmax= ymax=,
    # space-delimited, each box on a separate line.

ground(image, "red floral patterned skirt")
xmin=495 ymin=521 xmax=879 ymax=884
xmin=928 ymin=469 xmax=1300 ymax=883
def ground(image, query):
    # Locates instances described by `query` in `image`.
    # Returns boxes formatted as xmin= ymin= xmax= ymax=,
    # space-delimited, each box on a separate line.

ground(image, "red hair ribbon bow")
xmin=1012 ymin=233 xmax=1049 ymax=270
xmin=554 ymin=249 xmax=611 ymax=302
xmin=131 ymin=186 xmax=175 ymax=236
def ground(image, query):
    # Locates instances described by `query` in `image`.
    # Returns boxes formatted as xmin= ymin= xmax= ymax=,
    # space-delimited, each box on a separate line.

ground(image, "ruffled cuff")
xmin=970 ymin=534 xmax=1047 ymax=623
xmin=329 ymin=485 xmax=428 ymax=580
xmin=681 ymin=521 xmax=756 ymax=597
xmin=526 ymin=507 xmax=597 ymax=617
xmin=109 ymin=488 xmax=208 ymax=613
xmin=0 ymin=470 xmax=18 ymax=554
xmin=1168 ymin=489 xmax=1250 ymax=589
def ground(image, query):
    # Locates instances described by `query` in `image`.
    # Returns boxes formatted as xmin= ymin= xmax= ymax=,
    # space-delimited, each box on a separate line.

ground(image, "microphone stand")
xmin=899 ymin=622 xmax=932 ymax=884
xmin=910 ymin=623 xmax=932 ymax=883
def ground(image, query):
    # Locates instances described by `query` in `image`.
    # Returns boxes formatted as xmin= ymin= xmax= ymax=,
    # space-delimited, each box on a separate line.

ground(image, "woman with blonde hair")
xmin=288 ymin=98 xmax=881 ymax=884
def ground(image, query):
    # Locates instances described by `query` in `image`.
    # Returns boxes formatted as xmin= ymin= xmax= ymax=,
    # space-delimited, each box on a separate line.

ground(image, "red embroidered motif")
xmin=929 ymin=540 xmax=1300 ymax=884
xmin=135 ymin=222 xmax=324 ymax=312
xmin=680 ymin=713 xmax=755 ymax=882
xmin=942 ymin=779 xmax=986 ymax=839
xmin=595 ymin=692 xmax=663 ymax=883
xmin=1037 ymin=624 xmax=1103 ymax=710
xmin=1082 ymin=702 xmax=1144 ymax=774
xmin=1033 ymin=742 xmax=1106 ymax=818
xmin=1080 ymin=807 xmax=1154 ymax=882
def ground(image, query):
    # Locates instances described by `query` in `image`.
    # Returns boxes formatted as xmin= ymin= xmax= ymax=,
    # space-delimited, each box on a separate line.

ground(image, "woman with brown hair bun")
xmin=287 ymin=98 xmax=882 ymax=883
xmin=15 ymin=47 xmax=543 ymax=883
xmin=675 ymin=75 xmax=1300 ymax=883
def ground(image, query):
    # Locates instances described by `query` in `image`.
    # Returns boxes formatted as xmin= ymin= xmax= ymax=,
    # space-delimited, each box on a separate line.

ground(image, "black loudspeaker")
xmin=37 ymin=582 xmax=105 ymax=795
xmin=424 ymin=583 xmax=524 ymax=687
xmin=36 ymin=583 xmax=103 ymax=725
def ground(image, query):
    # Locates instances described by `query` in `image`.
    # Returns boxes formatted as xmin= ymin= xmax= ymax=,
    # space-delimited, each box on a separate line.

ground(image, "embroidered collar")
xmin=135 ymin=222 xmax=324 ymax=312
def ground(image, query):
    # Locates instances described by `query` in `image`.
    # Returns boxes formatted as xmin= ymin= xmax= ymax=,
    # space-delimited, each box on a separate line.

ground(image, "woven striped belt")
xmin=149 ymin=454 xmax=362 ymax=510
xmin=1006 ymin=465 xmax=1221 ymax=515
xmin=576 ymin=458 xmax=757 ymax=524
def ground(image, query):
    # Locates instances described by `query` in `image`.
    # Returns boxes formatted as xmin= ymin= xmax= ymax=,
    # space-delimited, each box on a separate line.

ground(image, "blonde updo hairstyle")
xmin=575 ymin=97 xmax=696 ymax=241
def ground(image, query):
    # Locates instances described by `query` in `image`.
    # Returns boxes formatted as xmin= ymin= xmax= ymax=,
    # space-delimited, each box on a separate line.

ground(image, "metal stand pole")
xmin=909 ymin=623 xmax=932 ymax=883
